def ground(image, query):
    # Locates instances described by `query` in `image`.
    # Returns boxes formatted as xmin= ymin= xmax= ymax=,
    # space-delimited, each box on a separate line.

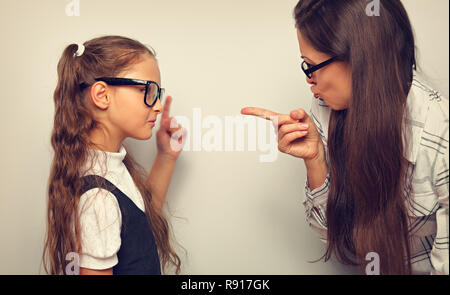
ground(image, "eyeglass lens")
xmin=145 ymin=83 xmax=160 ymax=106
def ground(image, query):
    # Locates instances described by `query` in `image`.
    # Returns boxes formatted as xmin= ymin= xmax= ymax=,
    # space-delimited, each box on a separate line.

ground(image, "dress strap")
xmin=79 ymin=174 xmax=117 ymax=196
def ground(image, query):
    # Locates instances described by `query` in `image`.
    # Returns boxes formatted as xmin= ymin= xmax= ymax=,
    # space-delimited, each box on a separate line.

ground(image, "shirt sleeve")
xmin=303 ymin=97 xmax=331 ymax=242
xmin=412 ymin=93 xmax=449 ymax=275
xmin=430 ymin=145 xmax=449 ymax=275
xmin=77 ymin=188 xmax=122 ymax=270
xmin=428 ymin=98 xmax=449 ymax=275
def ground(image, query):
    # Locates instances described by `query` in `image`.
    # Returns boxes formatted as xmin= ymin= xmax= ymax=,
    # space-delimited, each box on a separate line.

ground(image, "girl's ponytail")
xmin=43 ymin=43 xmax=93 ymax=274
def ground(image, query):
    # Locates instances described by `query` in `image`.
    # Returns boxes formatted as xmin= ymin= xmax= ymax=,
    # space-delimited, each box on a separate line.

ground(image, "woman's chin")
xmin=324 ymin=100 xmax=348 ymax=111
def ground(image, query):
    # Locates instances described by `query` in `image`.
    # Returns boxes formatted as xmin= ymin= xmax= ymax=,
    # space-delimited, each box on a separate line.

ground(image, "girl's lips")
xmin=314 ymin=94 xmax=320 ymax=99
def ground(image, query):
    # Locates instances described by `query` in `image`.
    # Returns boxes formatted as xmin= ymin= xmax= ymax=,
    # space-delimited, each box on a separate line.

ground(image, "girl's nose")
xmin=152 ymin=98 xmax=163 ymax=113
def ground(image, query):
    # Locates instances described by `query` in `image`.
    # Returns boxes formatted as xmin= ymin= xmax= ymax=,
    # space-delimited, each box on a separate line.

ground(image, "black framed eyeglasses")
xmin=301 ymin=56 xmax=337 ymax=79
xmin=79 ymin=77 xmax=164 ymax=107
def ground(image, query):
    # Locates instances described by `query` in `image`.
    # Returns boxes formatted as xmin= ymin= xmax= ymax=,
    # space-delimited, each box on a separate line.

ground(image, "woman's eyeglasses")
xmin=79 ymin=77 xmax=164 ymax=108
xmin=301 ymin=56 xmax=337 ymax=79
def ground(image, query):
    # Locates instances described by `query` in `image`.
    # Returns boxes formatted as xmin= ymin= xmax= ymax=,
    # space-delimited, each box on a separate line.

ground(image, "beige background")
xmin=0 ymin=0 xmax=448 ymax=274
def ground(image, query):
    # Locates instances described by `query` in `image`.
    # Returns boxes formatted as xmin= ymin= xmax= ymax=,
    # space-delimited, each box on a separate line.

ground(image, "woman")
xmin=242 ymin=0 xmax=448 ymax=275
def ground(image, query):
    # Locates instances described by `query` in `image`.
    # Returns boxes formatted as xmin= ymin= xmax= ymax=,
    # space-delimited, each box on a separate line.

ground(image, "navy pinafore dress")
xmin=80 ymin=174 xmax=161 ymax=275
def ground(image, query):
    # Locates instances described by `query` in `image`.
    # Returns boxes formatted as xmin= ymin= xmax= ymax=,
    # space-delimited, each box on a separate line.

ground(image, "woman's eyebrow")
xmin=301 ymin=55 xmax=315 ymax=64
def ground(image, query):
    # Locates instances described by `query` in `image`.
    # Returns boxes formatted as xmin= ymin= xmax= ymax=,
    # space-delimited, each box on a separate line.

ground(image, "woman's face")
xmin=105 ymin=53 xmax=163 ymax=141
xmin=297 ymin=29 xmax=352 ymax=110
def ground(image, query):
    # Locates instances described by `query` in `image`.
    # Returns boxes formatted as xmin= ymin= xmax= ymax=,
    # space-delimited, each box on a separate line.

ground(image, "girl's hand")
xmin=240 ymin=106 xmax=323 ymax=160
xmin=156 ymin=96 xmax=187 ymax=160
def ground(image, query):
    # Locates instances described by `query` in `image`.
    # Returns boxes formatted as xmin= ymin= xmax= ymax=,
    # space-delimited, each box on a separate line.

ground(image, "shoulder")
xmin=78 ymin=188 xmax=122 ymax=230
xmin=411 ymin=78 xmax=449 ymax=141
xmin=78 ymin=188 xmax=122 ymax=268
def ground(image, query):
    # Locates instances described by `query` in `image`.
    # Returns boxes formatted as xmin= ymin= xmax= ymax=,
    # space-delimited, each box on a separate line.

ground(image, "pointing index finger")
xmin=241 ymin=107 xmax=280 ymax=121
xmin=162 ymin=96 xmax=172 ymax=120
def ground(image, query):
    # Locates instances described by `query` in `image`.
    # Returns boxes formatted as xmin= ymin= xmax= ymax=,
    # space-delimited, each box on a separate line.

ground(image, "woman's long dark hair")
xmin=294 ymin=0 xmax=416 ymax=274
xmin=43 ymin=36 xmax=181 ymax=274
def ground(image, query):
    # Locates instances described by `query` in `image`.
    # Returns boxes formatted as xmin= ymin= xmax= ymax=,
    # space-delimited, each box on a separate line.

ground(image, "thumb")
xmin=290 ymin=108 xmax=307 ymax=121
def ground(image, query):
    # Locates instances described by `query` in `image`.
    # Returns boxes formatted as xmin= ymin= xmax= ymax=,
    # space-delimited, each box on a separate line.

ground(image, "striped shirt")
xmin=303 ymin=75 xmax=449 ymax=275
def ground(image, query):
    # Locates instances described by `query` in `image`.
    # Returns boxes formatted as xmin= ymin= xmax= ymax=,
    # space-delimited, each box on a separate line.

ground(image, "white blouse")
xmin=77 ymin=145 xmax=146 ymax=270
xmin=303 ymin=75 xmax=449 ymax=275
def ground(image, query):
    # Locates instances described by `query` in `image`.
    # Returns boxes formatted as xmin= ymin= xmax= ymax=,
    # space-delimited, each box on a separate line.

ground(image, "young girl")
xmin=242 ymin=0 xmax=448 ymax=275
xmin=42 ymin=35 xmax=186 ymax=275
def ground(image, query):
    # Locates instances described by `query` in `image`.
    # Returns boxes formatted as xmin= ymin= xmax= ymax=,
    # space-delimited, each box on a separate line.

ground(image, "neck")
xmin=88 ymin=127 xmax=124 ymax=152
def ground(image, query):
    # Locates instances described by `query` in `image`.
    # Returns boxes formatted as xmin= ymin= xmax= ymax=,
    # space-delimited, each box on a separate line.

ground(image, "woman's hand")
xmin=240 ymin=106 xmax=323 ymax=161
xmin=156 ymin=96 xmax=187 ymax=160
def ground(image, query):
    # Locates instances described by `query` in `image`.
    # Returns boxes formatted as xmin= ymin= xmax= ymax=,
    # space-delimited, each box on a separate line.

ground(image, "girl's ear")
xmin=89 ymin=81 xmax=110 ymax=110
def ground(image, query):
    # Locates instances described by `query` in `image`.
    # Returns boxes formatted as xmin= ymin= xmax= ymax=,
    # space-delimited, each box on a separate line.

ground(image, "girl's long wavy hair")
xmin=42 ymin=35 xmax=181 ymax=274
xmin=294 ymin=0 xmax=416 ymax=274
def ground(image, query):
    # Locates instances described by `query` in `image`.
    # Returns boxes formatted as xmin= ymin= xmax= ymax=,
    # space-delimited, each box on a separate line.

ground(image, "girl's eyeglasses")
xmin=301 ymin=56 xmax=337 ymax=79
xmin=79 ymin=77 xmax=164 ymax=108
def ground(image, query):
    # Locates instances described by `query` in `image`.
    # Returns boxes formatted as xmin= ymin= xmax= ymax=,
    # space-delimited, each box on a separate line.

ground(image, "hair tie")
xmin=74 ymin=43 xmax=85 ymax=57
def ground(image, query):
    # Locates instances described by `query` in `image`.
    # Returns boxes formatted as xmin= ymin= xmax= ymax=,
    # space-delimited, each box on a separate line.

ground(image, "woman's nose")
xmin=306 ymin=75 xmax=316 ymax=85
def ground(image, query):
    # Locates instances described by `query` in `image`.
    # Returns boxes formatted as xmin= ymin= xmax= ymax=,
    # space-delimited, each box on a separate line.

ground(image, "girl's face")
xmin=92 ymin=53 xmax=163 ymax=146
xmin=297 ymin=29 xmax=352 ymax=110
xmin=109 ymin=54 xmax=163 ymax=140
